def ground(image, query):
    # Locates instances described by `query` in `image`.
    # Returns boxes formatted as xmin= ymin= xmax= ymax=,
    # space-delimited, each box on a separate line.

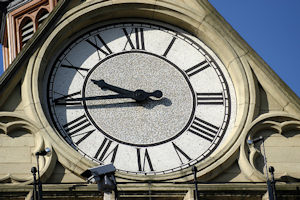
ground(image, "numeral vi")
xmin=137 ymin=148 xmax=154 ymax=172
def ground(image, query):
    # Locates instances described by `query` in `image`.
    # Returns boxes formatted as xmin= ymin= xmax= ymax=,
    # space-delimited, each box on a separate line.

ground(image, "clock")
xmin=46 ymin=20 xmax=236 ymax=175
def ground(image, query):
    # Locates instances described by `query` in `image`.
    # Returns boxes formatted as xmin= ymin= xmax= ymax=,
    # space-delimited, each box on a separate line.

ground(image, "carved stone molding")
xmin=0 ymin=112 xmax=55 ymax=185
xmin=239 ymin=112 xmax=300 ymax=181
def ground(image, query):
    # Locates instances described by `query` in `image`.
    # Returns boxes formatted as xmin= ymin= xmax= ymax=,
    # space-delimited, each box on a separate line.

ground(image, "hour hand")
xmin=91 ymin=79 xmax=134 ymax=95
xmin=91 ymin=79 xmax=163 ymax=102
xmin=133 ymin=89 xmax=163 ymax=102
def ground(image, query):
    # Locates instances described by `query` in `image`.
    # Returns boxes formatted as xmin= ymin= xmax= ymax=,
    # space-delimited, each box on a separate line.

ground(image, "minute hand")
xmin=55 ymin=92 xmax=163 ymax=105
xmin=55 ymin=94 xmax=135 ymax=105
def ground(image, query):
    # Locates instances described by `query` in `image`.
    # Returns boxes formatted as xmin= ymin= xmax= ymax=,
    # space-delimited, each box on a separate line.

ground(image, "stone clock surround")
xmin=22 ymin=0 xmax=255 ymax=182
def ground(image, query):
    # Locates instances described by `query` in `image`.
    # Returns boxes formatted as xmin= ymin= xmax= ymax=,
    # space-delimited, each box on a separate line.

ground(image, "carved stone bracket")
xmin=239 ymin=112 xmax=300 ymax=181
xmin=0 ymin=112 xmax=56 ymax=185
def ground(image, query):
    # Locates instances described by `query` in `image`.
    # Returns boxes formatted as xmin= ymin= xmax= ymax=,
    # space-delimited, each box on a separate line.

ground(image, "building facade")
xmin=0 ymin=0 xmax=300 ymax=199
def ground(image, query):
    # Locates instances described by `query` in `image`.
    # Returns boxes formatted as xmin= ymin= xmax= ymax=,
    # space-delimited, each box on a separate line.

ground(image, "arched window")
xmin=19 ymin=17 xmax=34 ymax=47
xmin=36 ymin=8 xmax=49 ymax=27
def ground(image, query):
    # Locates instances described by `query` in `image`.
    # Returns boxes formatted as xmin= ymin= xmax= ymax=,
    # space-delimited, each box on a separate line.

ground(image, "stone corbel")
xmin=239 ymin=112 xmax=300 ymax=182
xmin=0 ymin=112 xmax=56 ymax=185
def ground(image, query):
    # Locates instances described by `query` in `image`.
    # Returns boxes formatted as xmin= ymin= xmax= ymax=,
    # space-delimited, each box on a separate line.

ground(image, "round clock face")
xmin=47 ymin=21 xmax=236 ymax=175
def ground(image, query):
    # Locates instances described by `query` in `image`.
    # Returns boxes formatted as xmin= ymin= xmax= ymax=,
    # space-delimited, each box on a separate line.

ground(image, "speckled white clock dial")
xmin=47 ymin=21 xmax=236 ymax=175
xmin=83 ymin=51 xmax=194 ymax=146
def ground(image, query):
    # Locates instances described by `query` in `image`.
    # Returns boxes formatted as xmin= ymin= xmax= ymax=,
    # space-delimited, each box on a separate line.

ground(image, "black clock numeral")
xmin=60 ymin=58 xmax=89 ymax=78
xmin=185 ymin=60 xmax=210 ymax=77
xmin=61 ymin=64 xmax=89 ymax=72
xmin=135 ymin=28 xmax=145 ymax=50
xmin=189 ymin=117 xmax=219 ymax=142
xmin=172 ymin=142 xmax=191 ymax=164
xmin=86 ymin=35 xmax=113 ymax=58
xmin=54 ymin=91 xmax=82 ymax=105
xmin=137 ymin=148 xmax=154 ymax=172
xmin=94 ymin=138 xmax=119 ymax=164
xmin=197 ymin=92 xmax=224 ymax=105
xmin=75 ymin=129 xmax=95 ymax=145
xmin=63 ymin=114 xmax=91 ymax=136
xmin=96 ymin=35 xmax=113 ymax=55
xmin=122 ymin=28 xmax=145 ymax=50
xmin=163 ymin=37 xmax=176 ymax=57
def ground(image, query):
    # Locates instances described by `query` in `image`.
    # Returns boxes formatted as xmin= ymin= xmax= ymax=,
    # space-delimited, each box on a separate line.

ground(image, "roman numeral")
xmin=137 ymin=148 xmax=154 ymax=172
xmin=172 ymin=142 xmax=191 ymax=164
xmin=86 ymin=35 xmax=113 ymax=58
xmin=60 ymin=58 xmax=89 ymax=78
xmin=122 ymin=28 xmax=145 ymax=50
xmin=94 ymin=138 xmax=119 ymax=163
xmin=61 ymin=64 xmax=89 ymax=72
xmin=63 ymin=114 xmax=91 ymax=136
xmin=185 ymin=60 xmax=210 ymax=77
xmin=53 ymin=91 xmax=82 ymax=105
xmin=197 ymin=92 xmax=224 ymax=105
xmin=188 ymin=117 xmax=219 ymax=142
xmin=75 ymin=129 xmax=95 ymax=146
xmin=163 ymin=37 xmax=176 ymax=57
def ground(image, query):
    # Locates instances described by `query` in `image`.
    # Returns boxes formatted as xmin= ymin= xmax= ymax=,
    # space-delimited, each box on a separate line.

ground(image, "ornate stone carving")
xmin=0 ymin=112 xmax=55 ymax=184
xmin=239 ymin=112 xmax=300 ymax=181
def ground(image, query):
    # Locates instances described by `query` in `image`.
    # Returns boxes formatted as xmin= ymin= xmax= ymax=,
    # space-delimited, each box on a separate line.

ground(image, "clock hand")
xmin=54 ymin=94 xmax=132 ymax=105
xmin=91 ymin=79 xmax=163 ymax=102
xmin=54 ymin=91 xmax=163 ymax=105
xmin=91 ymin=79 xmax=134 ymax=95
xmin=133 ymin=89 xmax=163 ymax=102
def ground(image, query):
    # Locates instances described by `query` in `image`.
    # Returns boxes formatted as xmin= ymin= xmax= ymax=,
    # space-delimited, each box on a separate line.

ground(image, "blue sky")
xmin=0 ymin=1 xmax=299 ymax=97
xmin=208 ymin=0 xmax=300 ymax=97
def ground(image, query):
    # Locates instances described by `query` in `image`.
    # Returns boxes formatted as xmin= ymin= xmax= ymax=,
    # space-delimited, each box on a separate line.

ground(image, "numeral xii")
xmin=122 ymin=28 xmax=145 ymax=50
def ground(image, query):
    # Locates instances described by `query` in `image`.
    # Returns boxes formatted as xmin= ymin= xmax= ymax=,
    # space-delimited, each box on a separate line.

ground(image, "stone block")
xmin=0 ymin=147 xmax=32 ymax=163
